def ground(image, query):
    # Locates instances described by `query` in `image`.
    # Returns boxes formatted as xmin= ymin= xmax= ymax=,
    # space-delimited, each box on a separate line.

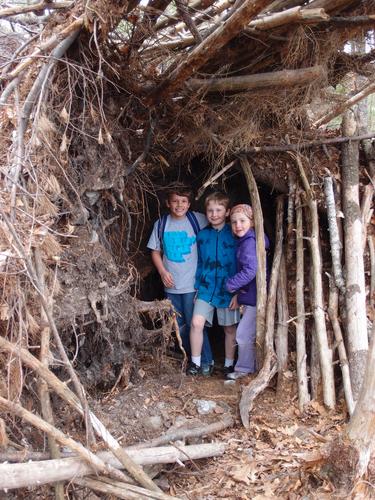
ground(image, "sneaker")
xmin=186 ymin=362 xmax=201 ymax=376
xmin=201 ymin=364 xmax=213 ymax=377
xmin=226 ymin=371 xmax=248 ymax=380
xmin=223 ymin=365 xmax=234 ymax=376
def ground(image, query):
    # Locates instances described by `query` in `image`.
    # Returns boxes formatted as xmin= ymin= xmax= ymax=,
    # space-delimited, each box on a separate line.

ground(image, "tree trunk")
xmin=341 ymin=110 xmax=368 ymax=400
xmin=326 ymin=323 xmax=375 ymax=495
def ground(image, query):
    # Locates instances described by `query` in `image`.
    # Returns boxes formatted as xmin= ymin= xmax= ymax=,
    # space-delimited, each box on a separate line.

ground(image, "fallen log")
xmin=187 ymin=65 xmax=325 ymax=93
xmin=0 ymin=443 xmax=226 ymax=490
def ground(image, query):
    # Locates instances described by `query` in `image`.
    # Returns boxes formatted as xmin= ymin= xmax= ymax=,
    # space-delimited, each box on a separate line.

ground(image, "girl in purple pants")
xmin=226 ymin=204 xmax=270 ymax=380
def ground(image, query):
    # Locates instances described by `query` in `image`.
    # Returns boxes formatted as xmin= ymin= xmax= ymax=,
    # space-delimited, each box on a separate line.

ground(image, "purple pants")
xmin=235 ymin=305 xmax=257 ymax=374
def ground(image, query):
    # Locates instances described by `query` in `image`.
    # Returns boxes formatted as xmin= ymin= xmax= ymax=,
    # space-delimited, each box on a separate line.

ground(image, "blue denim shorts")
xmin=193 ymin=299 xmax=240 ymax=327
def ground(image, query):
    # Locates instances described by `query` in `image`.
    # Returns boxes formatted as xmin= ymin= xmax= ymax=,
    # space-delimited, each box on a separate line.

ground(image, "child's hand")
xmin=229 ymin=294 xmax=239 ymax=310
xmin=161 ymin=271 xmax=174 ymax=288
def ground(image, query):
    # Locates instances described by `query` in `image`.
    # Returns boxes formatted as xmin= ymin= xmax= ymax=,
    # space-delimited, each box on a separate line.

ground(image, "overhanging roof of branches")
xmin=0 ymin=0 xmax=374 ymax=167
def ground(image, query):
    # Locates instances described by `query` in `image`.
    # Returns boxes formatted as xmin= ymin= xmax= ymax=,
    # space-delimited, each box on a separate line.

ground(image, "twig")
xmin=0 ymin=335 xmax=161 ymax=493
xmin=196 ymin=160 xmax=236 ymax=200
xmin=0 ymin=396 xmax=128 ymax=483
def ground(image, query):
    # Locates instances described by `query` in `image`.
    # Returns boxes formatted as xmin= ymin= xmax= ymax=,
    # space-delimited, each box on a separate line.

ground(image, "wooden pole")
xmin=276 ymin=254 xmax=289 ymax=397
xmin=239 ymin=195 xmax=284 ymax=427
xmin=341 ymin=111 xmax=368 ymax=400
xmin=292 ymin=153 xmax=336 ymax=409
xmin=240 ymin=157 xmax=268 ymax=365
xmin=295 ymin=190 xmax=310 ymax=410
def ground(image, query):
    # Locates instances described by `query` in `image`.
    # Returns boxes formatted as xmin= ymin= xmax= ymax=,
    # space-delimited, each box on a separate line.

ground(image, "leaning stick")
xmin=0 ymin=335 xmax=161 ymax=493
xmin=10 ymin=30 xmax=81 ymax=220
xmin=0 ymin=208 xmax=95 ymax=442
xmin=241 ymin=132 xmax=375 ymax=154
xmin=195 ymin=160 xmax=236 ymax=200
xmin=327 ymin=277 xmax=354 ymax=416
xmin=361 ymin=183 xmax=374 ymax=251
xmin=239 ymin=195 xmax=284 ymax=427
xmin=34 ymin=248 xmax=65 ymax=500
xmin=295 ymin=190 xmax=310 ymax=410
xmin=292 ymin=152 xmax=335 ymax=409
xmin=0 ymin=396 xmax=128 ymax=483
xmin=240 ymin=157 xmax=268 ymax=365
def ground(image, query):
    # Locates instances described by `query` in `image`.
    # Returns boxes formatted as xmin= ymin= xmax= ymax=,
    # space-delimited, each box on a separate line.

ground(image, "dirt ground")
xmin=75 ymin=352 xmax=350 ymax=500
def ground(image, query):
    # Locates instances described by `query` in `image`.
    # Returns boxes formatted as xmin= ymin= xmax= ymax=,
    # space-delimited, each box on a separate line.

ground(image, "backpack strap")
xmin=157 ymin=214 xmax=168 ymax=246
xmin=186 ymin=211 xmax=200 ymax=235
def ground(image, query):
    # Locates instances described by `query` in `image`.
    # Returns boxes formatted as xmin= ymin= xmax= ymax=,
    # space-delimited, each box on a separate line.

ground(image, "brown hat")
xmin=230 ymin=204 xmax=253 ymax=220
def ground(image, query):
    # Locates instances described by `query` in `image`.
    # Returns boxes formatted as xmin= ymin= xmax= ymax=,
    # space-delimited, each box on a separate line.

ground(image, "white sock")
xmin=192 ymin=356 xmax=201 ymax=366
xmin=224 ymin=358 xmax=234 ymax=367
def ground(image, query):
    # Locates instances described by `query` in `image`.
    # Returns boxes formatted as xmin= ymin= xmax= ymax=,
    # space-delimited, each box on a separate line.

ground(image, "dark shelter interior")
xmin=139 ymin=158 xmax=278 ymax=363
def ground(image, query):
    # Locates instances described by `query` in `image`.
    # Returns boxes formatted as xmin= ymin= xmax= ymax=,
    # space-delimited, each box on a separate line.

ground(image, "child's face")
xmin=166 ymin=194 xmax=191 ymax=219
xmin=231 ymin=212 xmax=253 ymax=237
xmin=206 ymin=201 xmax=229 ymax=230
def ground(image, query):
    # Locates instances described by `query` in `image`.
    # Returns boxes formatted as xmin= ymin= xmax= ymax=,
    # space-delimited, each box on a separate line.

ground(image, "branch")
xmin=314 ymin=80 xmax=375 ymax=128
xmin=0 ymin=443 xmax=226 ymax=490
xmin=0 ymin=2 xmax=72 ymax=18
xmin=241 ymin=132 xmax=375 ymax=153
xmin=147 ymin=0 xmax=274 ymax=103
xmin=187 ymin=65 xmax=325 ymax=93
xmin=0 ymin=335 xmax=161 ymax=493
xmin=0 ymin=396 xmax=128 ymax=483
xmin=3 ymin=16 xmax=84 ymax=82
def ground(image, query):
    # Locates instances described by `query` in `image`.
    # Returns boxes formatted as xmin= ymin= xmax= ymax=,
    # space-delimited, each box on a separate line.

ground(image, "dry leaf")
xmin=98 ymin=128 xmax=104 ymax=144
xmin=228 ymin=461 xmax=257 ymax=485
xmin=60 ymin=133 xmax=68 ymax=152
xmin=60 ymin=106 xmax=69 ymax=123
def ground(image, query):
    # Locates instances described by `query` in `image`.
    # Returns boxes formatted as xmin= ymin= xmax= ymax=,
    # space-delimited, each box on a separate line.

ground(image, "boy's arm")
xmin=151 ymin=250 xmax=174 ymax=288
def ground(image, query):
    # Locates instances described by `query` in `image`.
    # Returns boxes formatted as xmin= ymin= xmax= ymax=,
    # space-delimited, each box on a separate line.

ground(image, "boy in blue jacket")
xmin=187 ymin=192 xmax=240 ymax=376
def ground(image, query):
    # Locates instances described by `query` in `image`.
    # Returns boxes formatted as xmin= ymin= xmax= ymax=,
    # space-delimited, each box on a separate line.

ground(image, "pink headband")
xmin=230 ymin=204 xmax=253 ymax=220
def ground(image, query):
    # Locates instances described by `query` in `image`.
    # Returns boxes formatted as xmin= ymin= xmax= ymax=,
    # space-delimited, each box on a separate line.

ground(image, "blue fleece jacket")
xmin=194 ymin=224 xmax=237 ymax=308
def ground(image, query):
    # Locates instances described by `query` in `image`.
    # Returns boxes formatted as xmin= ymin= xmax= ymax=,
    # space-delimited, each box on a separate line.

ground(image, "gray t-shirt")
xmin=147 ymin=212 xmax=207 ymax=294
